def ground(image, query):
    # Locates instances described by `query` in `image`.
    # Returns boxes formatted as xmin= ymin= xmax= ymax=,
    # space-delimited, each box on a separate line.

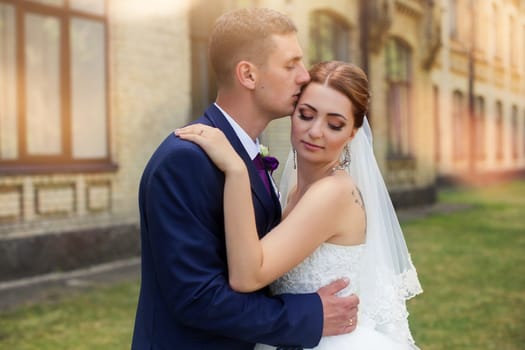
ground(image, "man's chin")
xmin=270 ymin=107 xmax=294 ymax=119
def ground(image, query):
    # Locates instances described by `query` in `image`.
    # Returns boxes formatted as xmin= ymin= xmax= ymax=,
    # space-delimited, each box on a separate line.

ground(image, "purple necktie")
xmin=253 ymin=154 xmax=271 ymax=195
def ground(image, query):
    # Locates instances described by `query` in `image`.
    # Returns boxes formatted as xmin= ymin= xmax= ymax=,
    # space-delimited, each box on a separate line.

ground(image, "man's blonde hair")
xmin=209 ymin=8 xmax=297 ymax=87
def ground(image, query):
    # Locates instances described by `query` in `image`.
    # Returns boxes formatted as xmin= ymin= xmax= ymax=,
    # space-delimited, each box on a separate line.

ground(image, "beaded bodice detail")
xmin=269 ymin=242 xmax=418 ymax=347
xmin=270 ymin=243 xmax=365 ymax=296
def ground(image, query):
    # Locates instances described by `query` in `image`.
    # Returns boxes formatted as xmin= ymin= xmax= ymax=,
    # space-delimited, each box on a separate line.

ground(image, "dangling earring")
xmin=293 ymin=148 xmax=297 ymax=169
xmin=344 ymin=143 xmax=351 ymax=166
xmin=333 ymin=143 xmax=351 ymax=172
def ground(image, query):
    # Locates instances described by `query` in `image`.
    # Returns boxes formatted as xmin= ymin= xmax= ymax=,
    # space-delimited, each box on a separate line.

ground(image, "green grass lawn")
xmin=1 ymin=180 xmax=524 ymax=349
xmin=405 ymin=180 xmax=525 ymax=350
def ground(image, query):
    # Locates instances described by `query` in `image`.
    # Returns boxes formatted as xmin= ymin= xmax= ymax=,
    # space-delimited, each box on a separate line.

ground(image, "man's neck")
xmin=215 ymin=94 xmax=269 ymax=140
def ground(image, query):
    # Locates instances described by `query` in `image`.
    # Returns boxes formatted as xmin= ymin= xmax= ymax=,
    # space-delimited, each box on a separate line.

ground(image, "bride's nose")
xmin=308 ymin=120 xmax=323 ymax=139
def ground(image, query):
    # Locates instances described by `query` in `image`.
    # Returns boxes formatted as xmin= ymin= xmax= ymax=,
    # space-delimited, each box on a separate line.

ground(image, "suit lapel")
xmin=200 ymin=105 xmax=281 ymax=229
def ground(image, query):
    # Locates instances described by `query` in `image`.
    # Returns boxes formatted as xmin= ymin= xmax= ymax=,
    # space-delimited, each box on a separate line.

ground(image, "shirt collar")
xmin=214 ymin=103 xmax=260 ymax=160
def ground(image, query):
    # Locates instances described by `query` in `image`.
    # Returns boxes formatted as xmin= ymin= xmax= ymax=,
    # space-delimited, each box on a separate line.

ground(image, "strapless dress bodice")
xmin=270 ymin=243 xmax=365 ymax=297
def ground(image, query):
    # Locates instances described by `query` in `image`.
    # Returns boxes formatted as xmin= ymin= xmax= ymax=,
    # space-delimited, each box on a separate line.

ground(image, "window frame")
xmin=0 ymin=0 xmax=115 ymax=175
xmin=474 ymin=96 xmax=486 ymax=161
xmin=308 ymin=10 xmax=351 ymax=65
xmin=495 ymin=101 xmax=504 ymax=162
xmin=385 ymin=37 xmax=413 ymax=159
xmin=511 ymin=105 xmax=518 ymax=161
xmin=452 ymin=90 xmax=467 ymax=162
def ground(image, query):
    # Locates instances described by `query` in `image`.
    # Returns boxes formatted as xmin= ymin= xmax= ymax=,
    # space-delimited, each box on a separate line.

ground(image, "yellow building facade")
xmin=0 ymin=0 xmax=523 ymax=281
xmin=432 ymin=0 xmax=525 ymax=183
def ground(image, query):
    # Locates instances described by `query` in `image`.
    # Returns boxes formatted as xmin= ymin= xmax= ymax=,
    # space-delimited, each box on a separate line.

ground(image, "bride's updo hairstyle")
xmin=308 ymin=61 xmax=370 ymax=128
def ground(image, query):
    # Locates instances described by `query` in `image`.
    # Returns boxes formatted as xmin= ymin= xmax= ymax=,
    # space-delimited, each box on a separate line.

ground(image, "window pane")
xmin=449 ymin=0 xmax=457 ymax=38
xmin=523 ymin=110 xmax=525 ymax=155
xmin=25 ymin=13 xmax=62 ymax=156
xmin=388 ymin=84 xmax=410 ymax=156
xmin=453 ymin=91 xmax=466 ymax=161
xmin=475 ymin=97 xmax=485 ymax=160
xmin=387 ymin=40 xmax=411 ymax=83
xmin=512 ymin=106 xmax=518 ymax=160
xmin=495 ymin=102 xmax=503 ymax=161
xmin=191 ymin=38 xmax=212 ymax=117
xmin=0 ymin=4 xmax=18 ymax=159
xmin=29 ymin=0 xmax=65 ymax=7
xmin=71 ymin=18 xmax=107 ymax=158
xmin=69 ymin=0 xmax=105 ymax=16
xmin=309 ymin=12 xmax=349 ymax=65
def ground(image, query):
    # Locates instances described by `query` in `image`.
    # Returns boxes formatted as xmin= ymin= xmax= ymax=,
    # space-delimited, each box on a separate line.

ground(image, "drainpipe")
xmin=467 ymin=0 xmax=476 ymax=175
xmin=359 ymin=0 xmax=370 ymax=121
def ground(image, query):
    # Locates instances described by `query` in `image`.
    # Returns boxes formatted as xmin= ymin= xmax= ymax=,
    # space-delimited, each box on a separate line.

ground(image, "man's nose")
xmin=297 ymin=61 xmax=310 ymax=85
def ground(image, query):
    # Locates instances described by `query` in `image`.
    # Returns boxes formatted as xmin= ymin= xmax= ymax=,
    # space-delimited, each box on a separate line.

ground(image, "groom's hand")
xmin=317 ymin=278 xmax=359 ymax=336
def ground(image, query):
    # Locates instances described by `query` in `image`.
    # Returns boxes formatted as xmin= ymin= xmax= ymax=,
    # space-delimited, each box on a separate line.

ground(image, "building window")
xmin=449 ymin=0 xmax=472 ymax=43
xmin=452 ymin=91 xmax=467 ymax=162
xmin=475 ymin=3 xmax=487 ymax=54
xmin=0 ymin=0 xmax=110 ymax=173
xmin=523 ymin=25 xmax=525 ymax=73
xmin=495 ymin=101 xmax=504 ymax=161
xmin=448 ymin=0 xmax=458 ymax=39
xmin=189 ymin=0 xmax=258 ymax=118
xmin=385 ymin=38 xmax=412 ymax=158
xmin=512 ymin=105 xmax=518 ymax=161
xmin=474 ymin=96 xmax=486 ymax=161
xmin=510 ymin=16 xmax=518 ymax=69
xmin=309 ymin=10 xmax=351 ymax=65
xmin=493 ymin=4 xmax=503 ymax=62
xmin=190 ymin=1 xmax=223 ymax=118
xmin=433 ymin=85 xmax=440 ymax=163
xmin=523 ymin=109 xmax=525 ymax=157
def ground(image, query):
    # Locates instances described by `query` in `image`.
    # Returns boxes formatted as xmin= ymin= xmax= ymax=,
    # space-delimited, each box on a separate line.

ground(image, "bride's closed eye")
xmin=298 ymin=113 xmax=314 ymax=121
xmin=297 ymin=113 xmax=345 ymax=131
xmin=328 ymin=123 xmax=344 ymax=131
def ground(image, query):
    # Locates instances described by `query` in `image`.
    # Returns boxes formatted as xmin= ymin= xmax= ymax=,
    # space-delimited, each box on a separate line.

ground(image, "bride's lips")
xmin=301 ymin=140 xmax=324 ymax=151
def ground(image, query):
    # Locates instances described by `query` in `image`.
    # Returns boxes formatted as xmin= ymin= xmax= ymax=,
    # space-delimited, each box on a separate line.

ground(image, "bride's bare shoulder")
xmin=309 ymin=173 xmax=357 ymax=202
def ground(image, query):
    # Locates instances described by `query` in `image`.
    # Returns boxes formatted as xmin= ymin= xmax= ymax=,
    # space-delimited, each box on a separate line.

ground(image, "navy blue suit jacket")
xmin=131 ymin=104 xmax=323 ymax=349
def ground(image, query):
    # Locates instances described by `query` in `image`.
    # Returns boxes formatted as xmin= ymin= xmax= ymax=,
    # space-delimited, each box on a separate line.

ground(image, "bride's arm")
xmin=176 ymin=124 xmax=349 ymax=292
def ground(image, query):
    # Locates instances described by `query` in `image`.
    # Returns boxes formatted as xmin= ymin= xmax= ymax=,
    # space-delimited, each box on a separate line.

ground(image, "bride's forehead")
xmin=301 ymin=83 xmax=351 ymax=104
xmin=298 ymin=84 xmax=352 ymax=116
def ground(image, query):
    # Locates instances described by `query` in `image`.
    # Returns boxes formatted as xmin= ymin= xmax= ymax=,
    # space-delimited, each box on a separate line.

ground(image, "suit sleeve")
xmin=142 ymin=139 xmax=323 ymax=348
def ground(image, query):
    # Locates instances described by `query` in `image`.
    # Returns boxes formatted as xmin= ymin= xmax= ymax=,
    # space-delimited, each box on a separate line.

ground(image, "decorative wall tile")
xmin=35 ymin=184 xmax=76 ymax=216
xmin=0 ymin=186 xmax=23 ymax=221
xmin=86 ymin=181 xmax=111 ymax=212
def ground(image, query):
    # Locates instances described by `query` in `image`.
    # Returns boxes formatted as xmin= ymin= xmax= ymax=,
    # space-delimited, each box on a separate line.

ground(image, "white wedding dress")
xmin=254 ymin=242 xmax=418 ymax=350
xmin=255 ymin=118 xmax=421 ymax=349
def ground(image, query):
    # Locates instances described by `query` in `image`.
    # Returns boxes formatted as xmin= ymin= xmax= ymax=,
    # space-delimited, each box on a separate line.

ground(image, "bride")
xmin=176 ymin=61 xmax=422 ymax=349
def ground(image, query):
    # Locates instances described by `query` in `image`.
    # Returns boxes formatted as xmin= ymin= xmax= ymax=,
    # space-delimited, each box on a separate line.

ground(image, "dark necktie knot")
xmin=253 ymin=154 xmax=265 ymax=170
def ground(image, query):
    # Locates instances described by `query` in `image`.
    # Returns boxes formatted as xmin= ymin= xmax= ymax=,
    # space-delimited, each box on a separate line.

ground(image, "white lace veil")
xmin=279 ymin=117 xmax=422 ymax=348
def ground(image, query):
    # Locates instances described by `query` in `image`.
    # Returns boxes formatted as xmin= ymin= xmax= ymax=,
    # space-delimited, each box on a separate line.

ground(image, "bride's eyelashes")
xmin=297 ymin=113 xmax=346 ymax=132
xmin=328 ymin=122 xmax=345 ymax=131
xmin=299 ymin=112 xmax=314 ymax=121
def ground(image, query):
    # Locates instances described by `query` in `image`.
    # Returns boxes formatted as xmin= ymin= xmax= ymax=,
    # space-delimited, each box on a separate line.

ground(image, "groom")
xmin=131 ymin=8 xmax=359 ymax=350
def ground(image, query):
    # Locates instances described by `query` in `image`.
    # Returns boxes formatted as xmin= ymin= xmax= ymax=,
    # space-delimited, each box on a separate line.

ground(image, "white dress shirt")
xmin=214 ymin=103 xmax=280 ymax=199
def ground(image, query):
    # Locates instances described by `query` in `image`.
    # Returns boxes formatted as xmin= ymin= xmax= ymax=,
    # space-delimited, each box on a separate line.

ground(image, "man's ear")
xmin=236 ymin=61 xmax=257 ymax=90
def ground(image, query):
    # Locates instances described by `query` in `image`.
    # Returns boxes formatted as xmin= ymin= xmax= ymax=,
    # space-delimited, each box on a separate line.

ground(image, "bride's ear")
xmin=349 ymin=127 xmax=358 ymax=140
xmin=236 ymin=61 xmax=257 ymax=90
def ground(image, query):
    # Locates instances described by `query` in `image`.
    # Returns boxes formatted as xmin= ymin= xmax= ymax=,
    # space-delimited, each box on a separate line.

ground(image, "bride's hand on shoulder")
xmin=175 ymin=124 xmax=245 ymax=174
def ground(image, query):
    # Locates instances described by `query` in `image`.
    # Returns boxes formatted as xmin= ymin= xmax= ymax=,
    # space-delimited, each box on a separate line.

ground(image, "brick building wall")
xmin=0 ymin=0 xmax=192 ymax=281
